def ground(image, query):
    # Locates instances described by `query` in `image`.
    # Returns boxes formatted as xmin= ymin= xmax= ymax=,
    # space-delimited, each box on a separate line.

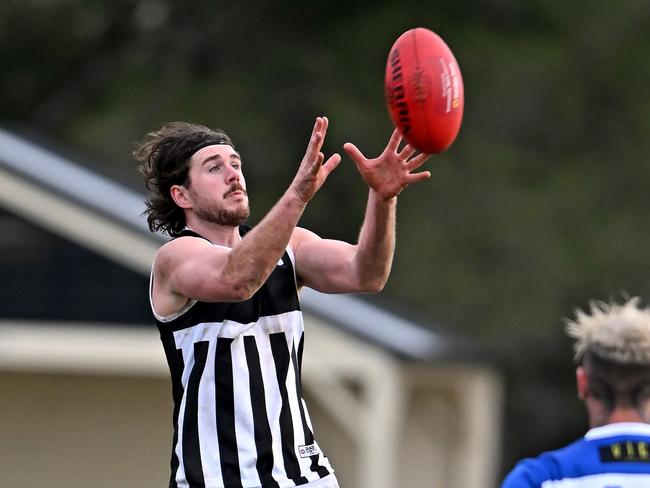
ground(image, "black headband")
xmin=189 ymin=137 xmax=233 ymax=157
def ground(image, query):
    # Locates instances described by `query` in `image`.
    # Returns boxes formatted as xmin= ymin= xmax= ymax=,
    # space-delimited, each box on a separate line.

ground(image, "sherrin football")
xmin=385 ymin=27 xmax=464 ymax=154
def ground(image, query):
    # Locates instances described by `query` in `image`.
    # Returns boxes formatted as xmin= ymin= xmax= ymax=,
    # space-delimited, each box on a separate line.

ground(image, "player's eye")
xmin=209 ymin=164 xmax=221 ymax=172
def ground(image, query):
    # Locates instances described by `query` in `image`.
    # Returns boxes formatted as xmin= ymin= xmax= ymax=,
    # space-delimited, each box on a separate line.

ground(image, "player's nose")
xmin=225 ymin=165 xmax=240 ymax=183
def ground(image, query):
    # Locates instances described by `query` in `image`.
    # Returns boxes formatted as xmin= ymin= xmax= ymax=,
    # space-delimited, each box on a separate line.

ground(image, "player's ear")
xmin=576 ymin=366 xmax=589 ymax=400
xmin=170 ymin=184 xmax=192 ymax=209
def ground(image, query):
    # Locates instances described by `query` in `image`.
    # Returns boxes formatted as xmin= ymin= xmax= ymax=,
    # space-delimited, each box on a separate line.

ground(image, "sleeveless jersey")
xmin=150 ymin=228 xmax=333 ymax=488
xmin=501 ymin=422 xmax=650 ymax=488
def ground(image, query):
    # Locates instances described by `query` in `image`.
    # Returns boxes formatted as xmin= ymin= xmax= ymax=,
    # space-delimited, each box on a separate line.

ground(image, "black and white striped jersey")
xmin=151 ymin=228 xmax=333 ymax=488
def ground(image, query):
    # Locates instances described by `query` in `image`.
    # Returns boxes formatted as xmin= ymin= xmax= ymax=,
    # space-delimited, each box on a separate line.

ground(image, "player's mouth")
xmin=224 ymin=186 xmax=247 ymax=198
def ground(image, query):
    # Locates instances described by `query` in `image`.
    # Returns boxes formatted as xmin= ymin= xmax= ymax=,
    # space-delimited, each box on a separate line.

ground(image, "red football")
xmin=385 ymin=27 xmax=464 ymax=154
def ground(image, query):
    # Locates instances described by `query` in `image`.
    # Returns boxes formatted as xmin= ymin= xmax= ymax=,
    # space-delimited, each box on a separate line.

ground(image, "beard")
xmin=191 ymin=185 xmax=250 ymax=226
xmin=195 ymin=203 xmax=250 ymax=226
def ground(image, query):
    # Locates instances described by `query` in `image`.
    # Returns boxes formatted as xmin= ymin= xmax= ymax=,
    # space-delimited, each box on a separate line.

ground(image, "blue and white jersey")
xmin=501 ymin=422 xmax=650 ymax=488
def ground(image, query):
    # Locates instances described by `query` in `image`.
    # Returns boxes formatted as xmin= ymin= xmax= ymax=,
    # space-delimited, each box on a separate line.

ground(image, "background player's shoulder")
xmin=500 ymin=455 xmax=551 ymax=488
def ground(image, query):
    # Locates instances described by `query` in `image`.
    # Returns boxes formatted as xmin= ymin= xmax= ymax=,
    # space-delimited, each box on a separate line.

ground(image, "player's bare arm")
xmin=153 ymin=117 xmax=341 ymax=314
xmin=291 ymin=129 xmax=431 ymax=294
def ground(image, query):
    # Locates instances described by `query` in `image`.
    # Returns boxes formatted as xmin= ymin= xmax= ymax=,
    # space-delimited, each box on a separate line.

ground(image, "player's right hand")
xmin=289 ymin=116 xmax=341 ymax=205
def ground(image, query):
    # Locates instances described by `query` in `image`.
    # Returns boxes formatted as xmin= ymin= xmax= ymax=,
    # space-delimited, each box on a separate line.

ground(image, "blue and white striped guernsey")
xmin=501 ymin=422 xmax=650 ymax=488
xmin=150 ymin=227 xmax=333 ymax=488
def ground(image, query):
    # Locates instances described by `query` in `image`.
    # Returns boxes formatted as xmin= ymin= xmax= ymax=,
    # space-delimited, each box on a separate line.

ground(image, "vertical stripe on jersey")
xmin=169 ymin=347 xmax=185 ymax=488
xmin=183 ymin=341 xmax=208 ymax=486
xmin=244 ymin=336 xmax=280 ymax=488
xmin=270 ymin=333 xmax=309 ymax=485
xmin=297 ymin=333 xmax=305 ymax=379
xmin=291 ymin=343 xmax=330 ymax=479
xmin=215 ymin=337 xmax=243 ymax=487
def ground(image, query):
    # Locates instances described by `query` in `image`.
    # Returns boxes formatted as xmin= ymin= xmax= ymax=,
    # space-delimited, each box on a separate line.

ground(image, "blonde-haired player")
xmin=502 ymin=297 xmax=650 ymax=487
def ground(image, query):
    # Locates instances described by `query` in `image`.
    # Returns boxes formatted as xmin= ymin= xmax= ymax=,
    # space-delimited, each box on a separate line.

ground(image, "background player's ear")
xmin=576 ymin=367 xmax=589 ymax=400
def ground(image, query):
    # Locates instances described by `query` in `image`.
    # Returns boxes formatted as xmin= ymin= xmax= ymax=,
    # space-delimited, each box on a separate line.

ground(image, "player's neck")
xmin=589 ymin=404 xmax=646 ymax=428
xmin=185 ymin=218 xmax=242 ymax=248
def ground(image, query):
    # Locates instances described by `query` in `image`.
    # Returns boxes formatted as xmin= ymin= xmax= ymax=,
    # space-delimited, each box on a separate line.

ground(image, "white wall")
xmin=0 ymin=371 xmax=172 ymax=488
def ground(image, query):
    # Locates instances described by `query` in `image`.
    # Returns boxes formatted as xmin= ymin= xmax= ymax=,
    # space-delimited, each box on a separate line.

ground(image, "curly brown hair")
xmin=134 ymin=122 xmax=235 ymax=237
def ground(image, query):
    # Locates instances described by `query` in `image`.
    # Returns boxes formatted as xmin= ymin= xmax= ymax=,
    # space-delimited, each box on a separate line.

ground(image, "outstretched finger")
xmin=311 ymin=116 xmax=324 ymax=138
xmin=321 ymin=116 xmax=329 ymax=134
xmin=385 ymin=128 xmax=403 ymax=153
xmin=399 ymin=144 xmax=417 ymax=161
xmin=304 ymin=117 xmax=325 ymax=162
xmin=343 ymin=142 xmax=367 ymax=167
xmin=321 ymin=153 xmax=342 ymax=178
xmin=404 ymin=152 xmax=432 ymax=171
xmin=313 ymin=116 xmax=331 ymax=154
xmin=404 ymin=170 xmax=431 ymax=185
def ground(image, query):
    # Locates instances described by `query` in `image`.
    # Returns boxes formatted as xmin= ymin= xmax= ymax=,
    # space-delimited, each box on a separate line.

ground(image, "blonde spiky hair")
xmin=566 ymin=297 xmax=650 ymax=365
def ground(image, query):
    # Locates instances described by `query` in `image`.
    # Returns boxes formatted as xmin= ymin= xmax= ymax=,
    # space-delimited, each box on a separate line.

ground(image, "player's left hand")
xmin=343 ymin=129 xmax=431 ymax=201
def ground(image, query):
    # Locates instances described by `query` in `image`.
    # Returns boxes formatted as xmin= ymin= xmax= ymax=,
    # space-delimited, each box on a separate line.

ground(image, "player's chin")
xmin=237 ymin=204 xmax=251 ymax=221
xmin=238 ymin=198 xmax=250 ymax=213
xmin=223 ymin=206 xmax=250 ymax=227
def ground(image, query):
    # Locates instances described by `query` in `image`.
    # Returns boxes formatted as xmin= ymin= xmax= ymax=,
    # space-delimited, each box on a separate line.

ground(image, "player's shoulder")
xmin=289 ymin=226 xmax=320 ymax=249
xmin=501 ymin=438 xmax=587 ymax=488
xmin=158 ymin=234 xmax=210 ymax=253
xmin=292 ymin=226 xmax=320 ymax=240
xmin=501 ymin=455 xmax=553 ymax=488
xmin=154 ymin=234 xmax=214 ymax=267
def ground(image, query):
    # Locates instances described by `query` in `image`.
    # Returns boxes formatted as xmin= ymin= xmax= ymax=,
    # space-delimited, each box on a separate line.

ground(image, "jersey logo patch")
xmin=298 ymin=443 xmax=321 ymax=458
xmin=600 ymin=441 xmax=650 ymax=462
